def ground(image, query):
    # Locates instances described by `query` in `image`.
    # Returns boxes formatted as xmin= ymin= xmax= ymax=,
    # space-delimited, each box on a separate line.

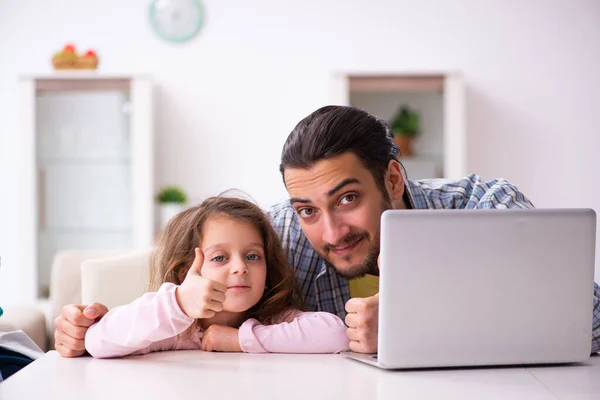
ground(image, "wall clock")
xmin=149 ymin=0 xmax=204 ymax=43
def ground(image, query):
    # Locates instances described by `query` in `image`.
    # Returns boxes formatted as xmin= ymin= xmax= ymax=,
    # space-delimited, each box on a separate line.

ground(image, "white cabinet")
xmin=330 ymin=73 xmax=466 ymax=180
xmin=17 ymin=75 xmax=154 ymax=303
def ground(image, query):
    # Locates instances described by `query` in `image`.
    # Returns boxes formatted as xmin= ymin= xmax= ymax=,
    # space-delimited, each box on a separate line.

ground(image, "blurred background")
xmin=0 ymin=0 xmax=599 ymax=311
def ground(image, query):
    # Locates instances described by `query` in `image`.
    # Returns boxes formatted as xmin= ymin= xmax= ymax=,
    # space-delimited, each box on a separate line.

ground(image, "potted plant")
xmin=156 ymin=186 xmax=188 ymax=229
xmin=390 ymin=105 xmax=420 ymax=157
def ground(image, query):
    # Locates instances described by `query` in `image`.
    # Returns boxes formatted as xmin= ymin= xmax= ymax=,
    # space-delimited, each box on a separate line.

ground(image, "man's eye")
xmin=298 ymin=208 xmax=315 ymax=218
xmin=340 ymin=194 xmax=357 ymax=205
xmin=246 ymin=254 xmax=261 ymax=261
xmin=211 ymin=255 xmax=226 ymax=262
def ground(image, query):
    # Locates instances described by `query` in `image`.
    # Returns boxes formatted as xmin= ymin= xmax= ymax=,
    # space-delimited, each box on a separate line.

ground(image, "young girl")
xmin=85 ymin=196 xmax=349 ymax=358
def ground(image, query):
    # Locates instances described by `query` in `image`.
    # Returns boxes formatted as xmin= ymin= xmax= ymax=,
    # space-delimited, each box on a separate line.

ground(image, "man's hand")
xmin=175 ymin=248 xmax=227 ymax=319
xmin=344 ymin=254 xmax=380 ymax=353
xmin=54 ymin=302 xmax=109 ymax=357
xmin=344 ymin=293 xmax=379 ymax=353
xmin=201 ymin=324 xmax=242 ymax=352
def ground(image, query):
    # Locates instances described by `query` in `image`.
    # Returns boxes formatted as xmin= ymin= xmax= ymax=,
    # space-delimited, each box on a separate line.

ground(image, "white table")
xmin=1 ymin=351 xmax=599 ymax=399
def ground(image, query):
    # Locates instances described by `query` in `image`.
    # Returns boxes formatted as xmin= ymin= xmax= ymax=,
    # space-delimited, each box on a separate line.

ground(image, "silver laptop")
xmin=347 ymin=209 xmax=596 ymax=369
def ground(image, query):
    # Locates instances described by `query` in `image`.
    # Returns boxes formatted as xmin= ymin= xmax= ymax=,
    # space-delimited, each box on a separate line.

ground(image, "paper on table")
xmin=0 ymin=331 xmax=44 ymax=360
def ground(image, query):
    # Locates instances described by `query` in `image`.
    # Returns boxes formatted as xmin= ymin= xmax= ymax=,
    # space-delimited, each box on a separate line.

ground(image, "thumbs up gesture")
xmin=175 ymin=248 xmax=227 ymax=319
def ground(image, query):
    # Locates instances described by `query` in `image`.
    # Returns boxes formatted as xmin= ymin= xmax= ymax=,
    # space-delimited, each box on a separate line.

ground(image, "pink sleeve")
xmin=238 ymin=310 xmax=350 ymax=354
xmin=85 ymin=282 xmax=201 ymax=358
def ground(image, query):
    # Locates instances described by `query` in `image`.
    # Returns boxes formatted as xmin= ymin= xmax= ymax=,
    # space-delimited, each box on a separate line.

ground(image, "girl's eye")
xmin=246 ymin=254 xmax=261 ymax=261
xmin=340 ymin=194 xmax=357 ymax=205
xmin=211 ymin=255 xmax=227 ymax=262
xmin=298 ymin=208 xmax=315 ymax=218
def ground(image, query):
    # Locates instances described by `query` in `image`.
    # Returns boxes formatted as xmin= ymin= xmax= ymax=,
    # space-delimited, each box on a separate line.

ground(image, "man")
xmin=54 ymin=105 xmax=600 ymax=356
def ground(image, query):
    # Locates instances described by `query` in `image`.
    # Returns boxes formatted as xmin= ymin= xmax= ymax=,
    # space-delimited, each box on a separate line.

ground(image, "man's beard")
xmin=321 ymin=232 xmax=380 ymax=278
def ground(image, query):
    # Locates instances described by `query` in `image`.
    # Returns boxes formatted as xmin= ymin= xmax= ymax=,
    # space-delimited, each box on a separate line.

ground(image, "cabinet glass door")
xmin=36 ymin=90 xmax=132 ymax=297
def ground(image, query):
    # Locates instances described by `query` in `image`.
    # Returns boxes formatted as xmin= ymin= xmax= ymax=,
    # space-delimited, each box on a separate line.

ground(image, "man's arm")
xmin=470 ymin=178 xmax=535 ymax=210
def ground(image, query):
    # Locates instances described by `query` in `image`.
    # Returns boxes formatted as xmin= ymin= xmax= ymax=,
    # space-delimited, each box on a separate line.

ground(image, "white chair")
xmin=1 ymin=250 xmax=125 ymax=351
xmin=80 ymin=250 xmax=152 ymax=310
xmin=50 ymin=250 xmax=124 ymax=325
xmin=0 ymin=306 xmax=47 ymax=351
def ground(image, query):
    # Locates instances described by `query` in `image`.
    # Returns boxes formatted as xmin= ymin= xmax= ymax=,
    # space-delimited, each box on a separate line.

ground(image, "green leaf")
xmin=390 ymin=105 xmax=420 ymax=137
xmin=156 ymin=186 xmax=188 ymax=204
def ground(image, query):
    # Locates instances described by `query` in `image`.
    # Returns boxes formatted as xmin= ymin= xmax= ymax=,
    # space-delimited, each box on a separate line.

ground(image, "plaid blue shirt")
xmin=269 ymin=174 xmax=600 ymax=353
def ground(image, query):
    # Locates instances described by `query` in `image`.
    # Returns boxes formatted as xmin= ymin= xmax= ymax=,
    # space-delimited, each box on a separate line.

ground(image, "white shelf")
xmin=401 ymin=157 xmax=443 ymax=180
xmin=331 ymin=71 xmax=466 ymax=180
xmin=349 ymin=75 xmax=445 ymax=93
xmin=19 ymin=72 xmax=151 ymax=80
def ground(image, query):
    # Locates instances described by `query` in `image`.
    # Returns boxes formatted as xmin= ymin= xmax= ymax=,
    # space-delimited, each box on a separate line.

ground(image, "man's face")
xmin=284 ymin=152 xmax=401 ymax=278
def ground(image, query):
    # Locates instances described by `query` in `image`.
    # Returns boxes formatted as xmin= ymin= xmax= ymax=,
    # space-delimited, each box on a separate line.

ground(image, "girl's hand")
xmin=176 ymin=248 xmax=227 ymax=319
xmin=201 ymin=324 xmax=242 ymax=352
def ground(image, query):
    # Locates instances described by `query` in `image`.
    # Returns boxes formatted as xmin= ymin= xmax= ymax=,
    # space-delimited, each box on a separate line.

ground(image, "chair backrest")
xmin=80 ymin=250 xmax=152 ymax=310
xmin=50 ymin=250 xmax=124 ymax=323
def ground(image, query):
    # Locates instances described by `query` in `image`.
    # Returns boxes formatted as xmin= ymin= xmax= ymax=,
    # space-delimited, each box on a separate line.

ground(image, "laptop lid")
xmin=378 ymin=208 xmax=596 ymax=369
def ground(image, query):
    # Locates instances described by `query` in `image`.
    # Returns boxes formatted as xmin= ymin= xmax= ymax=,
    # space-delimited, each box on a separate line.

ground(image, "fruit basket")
xmin=52 ymin=44 xmax=99 ymax=70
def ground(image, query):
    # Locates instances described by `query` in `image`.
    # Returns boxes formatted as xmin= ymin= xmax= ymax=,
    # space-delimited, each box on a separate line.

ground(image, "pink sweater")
xmin=85 ymin=282 xmax=349 ymax=358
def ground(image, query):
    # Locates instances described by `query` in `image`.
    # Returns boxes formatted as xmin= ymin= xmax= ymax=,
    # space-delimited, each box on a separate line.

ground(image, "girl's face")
xmin=200 ymin=215 xmax=267 ymax=313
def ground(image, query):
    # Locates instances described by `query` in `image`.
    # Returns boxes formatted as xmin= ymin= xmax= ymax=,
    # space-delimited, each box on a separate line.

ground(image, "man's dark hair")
xmin=279 ymin=105 xmax=403 ymax=196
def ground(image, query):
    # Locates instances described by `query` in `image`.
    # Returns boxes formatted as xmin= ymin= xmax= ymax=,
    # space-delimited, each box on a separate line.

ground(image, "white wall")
xmin=1 ymin=0 xmax=600 ymax=304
